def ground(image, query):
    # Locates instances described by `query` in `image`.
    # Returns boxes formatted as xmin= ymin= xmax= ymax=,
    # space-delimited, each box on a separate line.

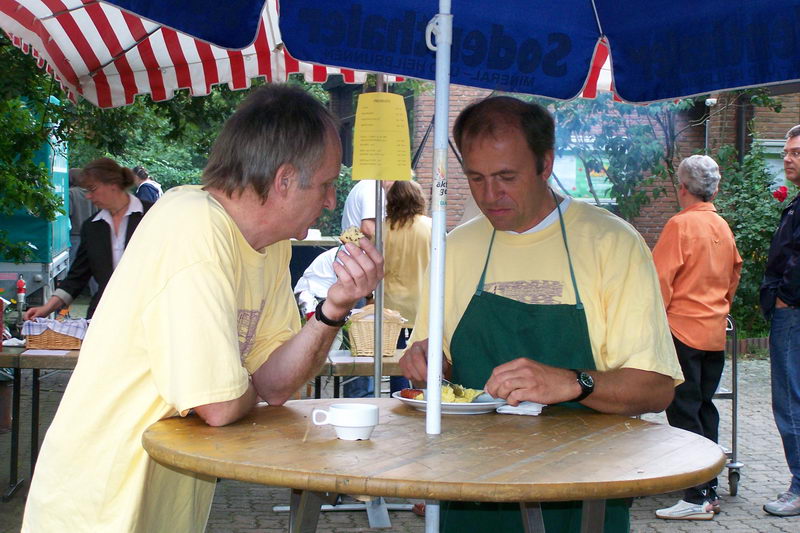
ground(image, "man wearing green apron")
xmin=400 ymin=96 xmax=684 ymax=532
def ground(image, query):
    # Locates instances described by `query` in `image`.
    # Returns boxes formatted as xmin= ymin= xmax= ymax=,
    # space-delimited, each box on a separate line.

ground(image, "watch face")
xmin=579 ymin=372 xmax=594 ymax=388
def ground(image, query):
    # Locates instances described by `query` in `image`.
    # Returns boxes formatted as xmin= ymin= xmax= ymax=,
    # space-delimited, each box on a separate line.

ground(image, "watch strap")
xmin=314 ymin=299 xmax=348 ymax=327
xmin=570 ymin=369 xmax=594 ymax=403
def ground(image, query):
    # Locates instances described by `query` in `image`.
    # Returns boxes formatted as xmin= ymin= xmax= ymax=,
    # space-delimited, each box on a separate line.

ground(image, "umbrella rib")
xmin=590 ymin=0 xmax=604 ymax=37
xmin=88 ymin=26 xmax=163 ymax=78
xmin=41 ymin=0 xmax=103 ymax=21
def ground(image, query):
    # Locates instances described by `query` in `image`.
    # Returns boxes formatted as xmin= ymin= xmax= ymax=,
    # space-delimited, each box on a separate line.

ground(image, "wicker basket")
xmin=26 ymin=328 xmax=82 ymax=350
xmin=348 ymin=305 xmax=405 ymax=357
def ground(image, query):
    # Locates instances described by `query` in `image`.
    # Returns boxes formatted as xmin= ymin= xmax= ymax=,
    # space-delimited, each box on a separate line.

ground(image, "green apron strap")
xmin=476 ymin=229 xmax=497 ymax=295
xmin=553 ymin=191 xmax=583 ymax=311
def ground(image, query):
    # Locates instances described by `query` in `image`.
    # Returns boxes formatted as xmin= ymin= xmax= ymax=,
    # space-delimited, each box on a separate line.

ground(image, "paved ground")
xmin=2 ymin=357 xmax=799 ymax=532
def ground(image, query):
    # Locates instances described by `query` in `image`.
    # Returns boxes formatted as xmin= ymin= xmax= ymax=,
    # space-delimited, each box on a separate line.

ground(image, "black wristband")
xmin=570 ymin=369 xmax=595 ymax=403
xmin=314 ymin=299 xmax=348 ymax=327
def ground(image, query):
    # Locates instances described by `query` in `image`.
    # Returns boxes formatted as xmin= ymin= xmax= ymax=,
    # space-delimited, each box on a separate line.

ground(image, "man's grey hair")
xmin=678 ymin=155 xmax=720 ymax=202
xmin=787 ymin=125 xmax=800 ymax=139
xmin=203 ymin=84 xmax=338 ymax=202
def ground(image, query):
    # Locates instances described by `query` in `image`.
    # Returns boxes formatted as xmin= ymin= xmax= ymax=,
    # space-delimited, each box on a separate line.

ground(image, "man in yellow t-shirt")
xmin=22 ymin=85 xmax=383 ymax=533
xmin=399 ymin=96 xmax=682 ymax=533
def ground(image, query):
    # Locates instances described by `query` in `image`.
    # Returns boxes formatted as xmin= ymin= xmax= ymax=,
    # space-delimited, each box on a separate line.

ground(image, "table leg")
xmin=289 ymin=489 xmax=337 ymax=533
xmin=580 ymin=500 xmax=605 ymax=533
xmin=333 ymin=377 xmax=340 ymax=398
xmin=2 ymin=368 xmax=24 ymax=501
xmin=425 ymin=500 xmax=440 ymax=533
xmin=314 ymin=377 xmax=321 ymax=399
xmin=365 ymin=497 xmax=391 ymax=528
xmin=520 ymin=502 xmax=546 ymax=533
xmin=30 ymin=368 xmax=40 ymax=476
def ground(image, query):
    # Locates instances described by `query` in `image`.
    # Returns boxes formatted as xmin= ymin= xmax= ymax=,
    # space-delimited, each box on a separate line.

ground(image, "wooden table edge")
xmin=142 ymin=407 xmax=727 ymax=503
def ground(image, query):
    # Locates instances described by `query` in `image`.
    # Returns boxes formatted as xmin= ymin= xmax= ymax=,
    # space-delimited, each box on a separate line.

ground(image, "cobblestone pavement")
xmin=2 ymin=358 xmax=799 ymax=532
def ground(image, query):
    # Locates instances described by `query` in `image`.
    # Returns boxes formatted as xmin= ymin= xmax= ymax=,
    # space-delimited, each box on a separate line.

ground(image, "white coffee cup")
xmin=312 ymin=403 xmax=379 ymax=441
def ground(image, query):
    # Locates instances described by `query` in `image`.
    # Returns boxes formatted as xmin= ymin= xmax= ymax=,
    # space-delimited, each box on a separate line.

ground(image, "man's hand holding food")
xmin=323 ymin=235 xmax=384 ymax=322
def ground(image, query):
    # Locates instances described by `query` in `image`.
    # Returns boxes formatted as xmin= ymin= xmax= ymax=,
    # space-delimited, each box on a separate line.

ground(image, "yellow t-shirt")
xmin=411 ymin=201 xmax=682 ymax=383
xmin=383 ymin=214 xmax=432 ymax=326
xmin=22 ymin=186 xmax=300 ymax=533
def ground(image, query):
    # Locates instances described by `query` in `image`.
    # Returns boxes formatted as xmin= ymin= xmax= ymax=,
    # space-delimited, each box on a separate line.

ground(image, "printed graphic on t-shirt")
xmin=485 ymin=280 xmax=563 ymax=305
xmin=237 ymin=299 xmax=265 ymax=360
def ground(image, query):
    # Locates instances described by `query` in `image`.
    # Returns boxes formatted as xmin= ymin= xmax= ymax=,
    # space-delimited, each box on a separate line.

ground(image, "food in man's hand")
xmin=340 ymin=226 xmax=366 ymax=245
xmin=402 ymin=384 xmax=483 ymax=403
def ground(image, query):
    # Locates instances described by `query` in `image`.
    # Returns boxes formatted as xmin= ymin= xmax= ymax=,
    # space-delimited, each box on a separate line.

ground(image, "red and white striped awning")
xmin=0 ymin=0 xmax=400 ymax=108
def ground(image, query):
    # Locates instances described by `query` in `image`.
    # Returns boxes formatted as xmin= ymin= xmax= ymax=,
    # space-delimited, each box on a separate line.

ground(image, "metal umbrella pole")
xmin=424 ymin=1 xmax=452 ymax=531
xmin=373 ymin=73 xmax=387 ymax=394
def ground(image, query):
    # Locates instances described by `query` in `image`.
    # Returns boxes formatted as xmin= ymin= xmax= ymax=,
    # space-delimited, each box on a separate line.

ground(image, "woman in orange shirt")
xmin=652 ymin=155 xmax=742 ymax=520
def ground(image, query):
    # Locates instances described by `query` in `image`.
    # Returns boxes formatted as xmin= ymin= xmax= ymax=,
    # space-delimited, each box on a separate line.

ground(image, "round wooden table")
xmin=142 ymin=398 xmax=726 ymax=532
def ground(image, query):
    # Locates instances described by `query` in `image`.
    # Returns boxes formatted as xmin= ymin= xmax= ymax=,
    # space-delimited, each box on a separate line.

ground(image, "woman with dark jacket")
xmin=24 ymin=158 xmax=153 ymax=319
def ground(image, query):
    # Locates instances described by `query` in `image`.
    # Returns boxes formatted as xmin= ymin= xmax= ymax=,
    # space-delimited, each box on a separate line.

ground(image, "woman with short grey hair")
xmin=677 ymin=154 xmax=720 ymax=202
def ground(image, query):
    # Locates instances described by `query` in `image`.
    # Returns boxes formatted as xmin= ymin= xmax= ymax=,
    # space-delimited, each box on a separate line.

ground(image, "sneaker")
xmin=655 ymin=499 xmax=715 ymax=520
xmin=764 ymin=491 xmax=800 ymax=516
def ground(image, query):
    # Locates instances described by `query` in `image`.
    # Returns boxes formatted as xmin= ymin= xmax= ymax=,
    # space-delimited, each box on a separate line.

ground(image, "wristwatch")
xmin=570 ymin=369 xmax=594 ymax=403
xmin=314 ymin=299 xmax=349 ymax=328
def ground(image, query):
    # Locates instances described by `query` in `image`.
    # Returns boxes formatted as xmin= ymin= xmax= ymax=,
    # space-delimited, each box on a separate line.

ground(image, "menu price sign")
xmin=353 ymin=92 xmax=411 ymax=181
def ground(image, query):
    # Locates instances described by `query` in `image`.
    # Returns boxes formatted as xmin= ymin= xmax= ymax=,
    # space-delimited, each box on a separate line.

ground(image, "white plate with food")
xmin=392 ymin=389 xmax=506 ymax=415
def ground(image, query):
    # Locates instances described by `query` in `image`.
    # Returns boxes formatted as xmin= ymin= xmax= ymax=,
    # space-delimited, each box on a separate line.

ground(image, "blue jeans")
xmin=770 ymin=307 xmax=800 ymax=494
xmin=343 ymin=376 xmax=374 ymax=398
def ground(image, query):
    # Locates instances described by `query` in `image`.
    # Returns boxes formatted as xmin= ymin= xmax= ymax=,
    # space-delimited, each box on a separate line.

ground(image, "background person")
xmin=22 ymin=85 xmax=383 ymax=533
xmin=383 ymin=180 xmax=431 ymax=393
xmin=341 ymin=178 xmax=395 ymax=240
xmin=25 ymin=158 xmax=152 ymax=320
xmin=67 ymin=166 xmax=99 ymax=297
xmin=399 ymin=96 xmax=682 ymax=532
xmin=652 ymin=155 xmax=742 ymax=520
xmin=67 ymin=167 xmax=96 ymax=266
xmin=760 ymin=124 xmax=800 ymax=517
xmin=340 ymin=178 xmax=394 ymax=397
xmin=294 ymin=247 xmax=339 ymax=320
xmin=293 ymin=246 xmax=344 ymax=352
xmin=132 ymin=165 xmax=163 ymax=203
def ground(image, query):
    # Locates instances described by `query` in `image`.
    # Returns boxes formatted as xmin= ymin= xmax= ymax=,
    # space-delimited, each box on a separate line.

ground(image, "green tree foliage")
xmin=67 ymin=74 xmax=331 ymax=190
xmin=0 ymin=34 xmax=65 ymax=262
xmin=3 ymin=30 xmax=352 ymax=255
xmin=716 ymin=143 xmax=786 ymax=336
xmin=547 ymin=93 xmax=697 ymax=220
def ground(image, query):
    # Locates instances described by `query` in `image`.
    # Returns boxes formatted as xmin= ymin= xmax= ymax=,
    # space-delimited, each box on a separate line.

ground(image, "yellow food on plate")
xmin=340 ymin=226 xmax=366 ymax=245
xmin=413 ymin=384 xmax=483 ymax=403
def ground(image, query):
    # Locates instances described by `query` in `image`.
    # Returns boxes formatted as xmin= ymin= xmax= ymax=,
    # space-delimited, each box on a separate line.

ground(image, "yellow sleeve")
xmin=142 ymin=261 xmax=249 ymax=416
xmin=601 ymin=234 xmax=683 ymax=384
xmin=243 ymin=246 xmax=302 ymax=374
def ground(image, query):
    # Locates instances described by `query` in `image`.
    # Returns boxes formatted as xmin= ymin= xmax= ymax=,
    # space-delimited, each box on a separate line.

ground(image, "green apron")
xmin=442 ymin=197 xmax=629 ymax=533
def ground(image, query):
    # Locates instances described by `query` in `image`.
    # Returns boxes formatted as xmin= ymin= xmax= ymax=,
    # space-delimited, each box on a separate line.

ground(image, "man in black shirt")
xmin=761 ymin=124 xmax=800 ymax=517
